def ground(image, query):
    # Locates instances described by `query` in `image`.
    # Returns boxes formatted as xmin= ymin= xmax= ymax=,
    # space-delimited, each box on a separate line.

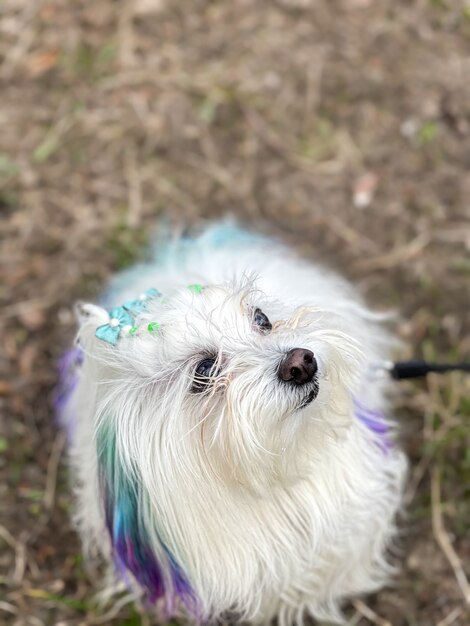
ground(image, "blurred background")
xmin=0 ymin=1 xmax=469 ymax=624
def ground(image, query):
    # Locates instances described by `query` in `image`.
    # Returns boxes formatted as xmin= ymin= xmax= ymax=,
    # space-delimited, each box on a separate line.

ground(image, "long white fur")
xmin=64 ymin=224 xmax=407 ymax=624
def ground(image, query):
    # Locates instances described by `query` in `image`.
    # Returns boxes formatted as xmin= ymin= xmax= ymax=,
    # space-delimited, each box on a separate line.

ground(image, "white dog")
xmin=57 ymin=223 xmax=407 ymax=624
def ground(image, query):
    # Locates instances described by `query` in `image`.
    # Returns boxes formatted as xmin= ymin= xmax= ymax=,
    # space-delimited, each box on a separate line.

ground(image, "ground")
xmin=0 ymin=1 xmax=469 ymax=625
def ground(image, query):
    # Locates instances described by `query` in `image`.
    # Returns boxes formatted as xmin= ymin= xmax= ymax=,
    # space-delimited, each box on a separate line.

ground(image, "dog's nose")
xmin=278 ymin=348 xmax=317 ymax=385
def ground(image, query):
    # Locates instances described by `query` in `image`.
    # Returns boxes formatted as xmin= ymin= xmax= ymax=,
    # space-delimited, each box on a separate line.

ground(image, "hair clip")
xmin=95 ymin=286 xmax=204 ymax=345
xmin=95 ymin=307 xmax=135 ymax=346
xmin=187 ymin=284 xmax=203 ymax=294
xmin=122 ymin=288 xmax=161 ymax=314
xmin=95 ymin=288 xmax=160 ymax=345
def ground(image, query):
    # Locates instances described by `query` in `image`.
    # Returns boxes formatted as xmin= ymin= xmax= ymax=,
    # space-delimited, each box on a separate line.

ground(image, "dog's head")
xmin=78 ymin=278 xmax=364 ymax=489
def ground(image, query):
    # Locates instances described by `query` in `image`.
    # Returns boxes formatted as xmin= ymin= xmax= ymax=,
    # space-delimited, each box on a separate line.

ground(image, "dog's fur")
xmin=60 ymin=223 xmax=407 ymax=624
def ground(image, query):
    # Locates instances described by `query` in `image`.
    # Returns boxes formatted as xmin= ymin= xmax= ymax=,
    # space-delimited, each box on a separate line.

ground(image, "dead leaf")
xmin=19 ymin=343 xmax=39 ymax=376
xmin=28 ymin=51 xmax=59 ymax=78
xmin=18 ymin=307 xmax=46 ymax=331
xmin=353 ymin=171 xmax=379 ymax=208
xmin=0 ymin=381 xmax=12 ymax=396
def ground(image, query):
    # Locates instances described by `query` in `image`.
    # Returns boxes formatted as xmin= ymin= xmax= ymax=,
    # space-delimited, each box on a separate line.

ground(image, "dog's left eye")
xmin=253 ymin=308 xmax=272 ymax=333
xmin=192 ymin=358 xmax=218 ymax=393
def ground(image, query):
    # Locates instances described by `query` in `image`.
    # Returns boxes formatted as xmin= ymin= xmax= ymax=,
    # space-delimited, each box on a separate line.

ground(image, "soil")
xmin=1 ymin=1 xmax=469 ymax=625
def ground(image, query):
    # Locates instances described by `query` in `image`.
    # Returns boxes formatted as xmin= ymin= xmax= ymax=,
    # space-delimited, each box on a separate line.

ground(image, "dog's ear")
xmin=75 ymin=301 xmax=108 ymax=325
xmin=74 ymin=301 xmax=109 ymax=347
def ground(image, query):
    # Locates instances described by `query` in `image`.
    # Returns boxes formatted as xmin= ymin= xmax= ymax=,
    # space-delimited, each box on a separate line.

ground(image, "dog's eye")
xmin=192 ymin=358 xmax=218 ymax=393
xmin=253 ymin=308 xmax=272 ymax=333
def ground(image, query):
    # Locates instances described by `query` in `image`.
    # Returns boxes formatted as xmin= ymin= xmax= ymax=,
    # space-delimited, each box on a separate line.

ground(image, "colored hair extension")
xmin=96 ymin=421 xmax=198 ymax=617
xmin=353 ymin=398 xmax=392 ymax=453
xmin=54 ymin=346 xmax=84 ymax=442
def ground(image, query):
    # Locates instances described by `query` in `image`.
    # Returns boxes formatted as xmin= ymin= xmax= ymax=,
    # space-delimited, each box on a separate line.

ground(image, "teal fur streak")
xmin=96 ymin=420 xmax=197 ymax=614
xmin=101 ymin=221 xmax=268 ymax=308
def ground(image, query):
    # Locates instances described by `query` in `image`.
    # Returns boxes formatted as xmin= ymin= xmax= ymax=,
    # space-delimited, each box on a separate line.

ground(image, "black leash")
xmin=386 ymin=359 xmax=470 ymax=381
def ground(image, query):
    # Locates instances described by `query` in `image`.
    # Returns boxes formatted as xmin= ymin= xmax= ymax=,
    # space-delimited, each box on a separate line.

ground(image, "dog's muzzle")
xmin=278 ymin=348 xmax=319 ymax=408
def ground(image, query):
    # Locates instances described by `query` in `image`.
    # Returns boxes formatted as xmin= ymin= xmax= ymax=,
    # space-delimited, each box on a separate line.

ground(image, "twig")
xmin=27 ymin=616 xmax=46 ymax=626
xmin=90 ymin=593 xmax=136 ymax=624
xmin=409 ymin=379 xmax=466 ymax=506
xmin=246 ymin=107 xmax=347 ymax=175
xmin=431 ymin=466 xmax=470 ymax=605
xmin=125 ymin=146 xmax=142 ymax=227
xmin=436 ymin=607 xmax=463 ymax=626
xmin=403 ymin=453 xmax=432 ymax=506
xmin=323 ymin=214 xmax=379 ymax=255
xmin=354 ymin=232 xmax=431 ymax=271
xmin=0 ymin=600 xmax=18 ymax=615
xmin=302 ymin=47 xmax=325 ymax=134
xmin=0 ymin=524 xmax=26 ymax=584
xmin=1 ymin=297 xmax=52 ymax=319
xmin=118 ymin=0 xmax=136 ymax=68
xmin=404 ymin=376 xmax=458 ymax=507
xmin=44 ymin=431 xmax=67 ymax=510
xmin=346 ymin=610 xmax=362 ymax=625
xmin=351 ymin=600 xmax=392 ymax=626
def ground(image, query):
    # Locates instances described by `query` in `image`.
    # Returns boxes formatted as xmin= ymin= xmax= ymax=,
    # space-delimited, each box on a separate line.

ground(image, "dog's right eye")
xmin=192 ymin=358 xmax=217 ymax=393
xmin=253 ymin=308 xmax=272 ymax=333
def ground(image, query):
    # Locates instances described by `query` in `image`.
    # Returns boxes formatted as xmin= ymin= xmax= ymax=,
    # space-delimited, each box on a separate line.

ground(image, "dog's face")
xmin=82 ymin=280 xmax=363 ymax=488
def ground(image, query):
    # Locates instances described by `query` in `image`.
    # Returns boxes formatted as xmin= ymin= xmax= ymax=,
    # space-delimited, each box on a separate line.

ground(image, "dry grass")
xmin=0 ymin=1 xmax=469 ymax=624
